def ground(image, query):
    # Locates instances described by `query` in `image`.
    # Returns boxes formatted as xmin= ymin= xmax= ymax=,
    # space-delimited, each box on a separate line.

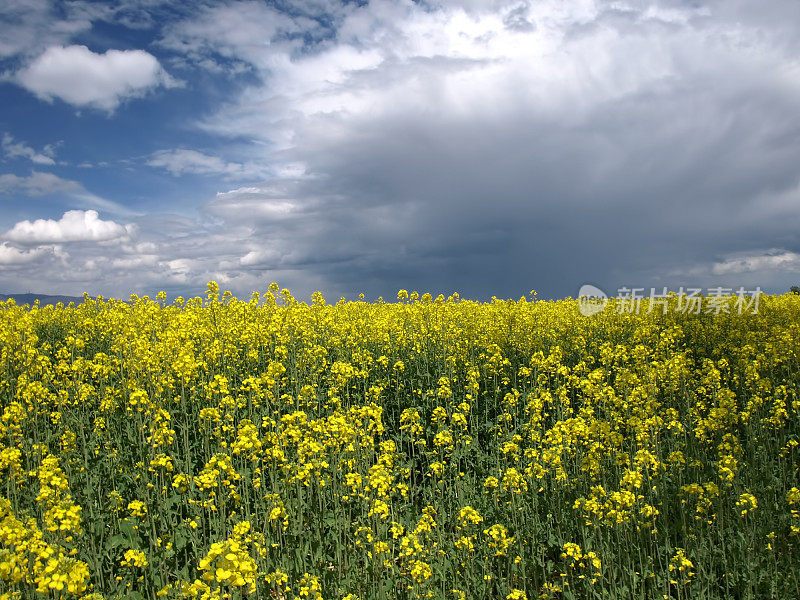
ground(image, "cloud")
xmin=711 ymin=250 xmax=800 ymax=276
xmin=63 ymin=0 xmax=182 ymax=32
xmin=3 ymin=209 xmax=132 ymax=244
xmin=147 ymin=0 xmax=799 ymax=298
xmin=0 ymin=171 xmax=81 ymax=195
xmin=0 ymin=242 xmax=45 ymax=265
xmin=0 ymin=170 xmax=139 ymax=218
xmin=15 ymin=45 xmax=180 ymax=111
xmin=146 ymin=149 xmax=268 ymax=179
xmin=210 ymin=185 xmax=301 ymax=218
xmin=159 ymin=1 xmax=310 ymax=72
xmin=0 ymin=201 xmax=335 ymax=297
xmin=0 ymin=0 xmax=92 ymax=59
xmin=1 ymin=133 xmax=57 ymax=165
xmin=0 ymin=0 xmax=194 ymax=62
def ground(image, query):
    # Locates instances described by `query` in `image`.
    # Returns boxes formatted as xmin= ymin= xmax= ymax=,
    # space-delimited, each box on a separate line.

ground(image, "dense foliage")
xmin=1 ymin=284 xmax=799 ymax=600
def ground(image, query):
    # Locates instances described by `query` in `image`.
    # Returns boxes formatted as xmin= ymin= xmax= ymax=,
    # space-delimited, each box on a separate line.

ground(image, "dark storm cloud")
xmin=177 ymin=0 xmax=800 ymax=298
xmin=204 ymin=33 xmax=797 ymax=297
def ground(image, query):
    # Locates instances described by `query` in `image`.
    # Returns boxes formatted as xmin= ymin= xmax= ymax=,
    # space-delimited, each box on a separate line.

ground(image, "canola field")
xmin=1 ymin=283 xmax=799 ymax=600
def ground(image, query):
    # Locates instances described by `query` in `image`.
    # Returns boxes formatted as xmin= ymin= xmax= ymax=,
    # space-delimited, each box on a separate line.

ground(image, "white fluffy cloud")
xmin=3 ymin=210 xmax=132 ymax=244
xmin=16 ymin=45 xmax=179 ymax=111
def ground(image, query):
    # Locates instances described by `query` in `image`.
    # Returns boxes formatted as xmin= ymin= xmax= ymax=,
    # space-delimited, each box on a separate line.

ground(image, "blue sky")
xmin=1 ymin=0 xmax=800 ymax=300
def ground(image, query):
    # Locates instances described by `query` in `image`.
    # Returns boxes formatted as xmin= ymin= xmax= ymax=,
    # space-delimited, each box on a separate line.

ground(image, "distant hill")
xmin=0 ymin=293 xmax=90 ymax=306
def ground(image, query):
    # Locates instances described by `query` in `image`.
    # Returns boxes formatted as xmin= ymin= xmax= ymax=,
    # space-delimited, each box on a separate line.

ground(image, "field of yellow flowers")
xmin=1 ymin=283 xmax=799 ymax=600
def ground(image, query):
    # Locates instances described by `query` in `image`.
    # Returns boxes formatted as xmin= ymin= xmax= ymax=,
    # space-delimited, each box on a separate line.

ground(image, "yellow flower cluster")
xmin=669 ymin=548 xmax=694 ymax=585
xmin=120 ymin=549 xmax=148 ymax=568
xmin=198 ymin=521 xmax=258 ymax=593
xmin=737 ymin=491 xmax=758 ymax=517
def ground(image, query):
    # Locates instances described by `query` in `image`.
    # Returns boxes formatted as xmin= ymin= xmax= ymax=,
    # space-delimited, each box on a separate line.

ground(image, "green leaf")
xmin=174 ymin=528 xmax=188 ymax=552
xmin=109 ymin=534 xmax=129 ymax=550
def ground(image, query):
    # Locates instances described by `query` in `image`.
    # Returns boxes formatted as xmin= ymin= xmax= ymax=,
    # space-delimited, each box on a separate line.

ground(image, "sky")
xmin=1 ymin=0 xmax=799 ymax=301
